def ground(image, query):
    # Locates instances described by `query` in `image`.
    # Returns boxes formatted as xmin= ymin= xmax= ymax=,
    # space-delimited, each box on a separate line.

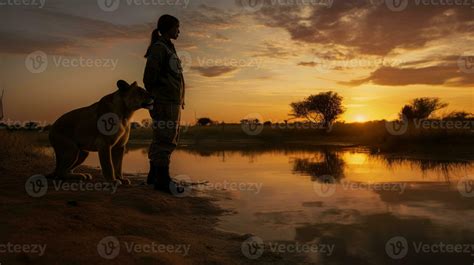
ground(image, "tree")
xmin=444 ymin=111 xmax=473 ymax=120
xmin=197 ymin=117 xmax=213 ymax=126
xmin=290 ymin=91 xmax=345 ymax=127
xmin=240 ymin=119 xmax=260 ymax=124
xmin=399 ymin=97 xmax=448 ymax=120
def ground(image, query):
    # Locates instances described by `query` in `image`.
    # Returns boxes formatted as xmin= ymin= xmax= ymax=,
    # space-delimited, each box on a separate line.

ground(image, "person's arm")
xmin=181 ymin=77 xmax=185 ymax=110
xmin=143 ymin=44 xmax=166 ymax=92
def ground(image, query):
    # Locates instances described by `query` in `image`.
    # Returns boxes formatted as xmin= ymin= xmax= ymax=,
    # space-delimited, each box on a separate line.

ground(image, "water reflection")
xmin=292 ymin=149 xmax=345 ymax=182
xmin=83 ymin=145 xmax=474 ymax=264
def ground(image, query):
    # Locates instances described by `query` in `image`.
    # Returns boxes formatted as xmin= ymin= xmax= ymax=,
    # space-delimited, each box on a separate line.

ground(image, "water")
xmin=83 ymin=146 xmax=474 ymax=264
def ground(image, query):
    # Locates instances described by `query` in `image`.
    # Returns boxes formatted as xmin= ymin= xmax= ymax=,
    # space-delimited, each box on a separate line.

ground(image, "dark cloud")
xmin=252 ymin=0 xmax=474 ymax=56
xmin=191 ymin=65 xmax=239 ymax=77
xmin=215 ymin=33 xmax=230 ymax=41
xmin=298 ymin=61 xmax=318 ymax=67
xmin=0 ymin=7 xmax=151 ymax=55
xmin=0 ymin=3 xmax=239 ymax=55
xmin=341 ymin=63 xmax=474 ymax=87
xmin=252 ymin=41 xmax=298 ymax=59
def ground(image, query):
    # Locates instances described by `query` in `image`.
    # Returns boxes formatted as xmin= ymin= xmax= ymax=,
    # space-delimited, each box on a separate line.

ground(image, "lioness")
xmin=48 ymin=80 xmax=154 ymax=184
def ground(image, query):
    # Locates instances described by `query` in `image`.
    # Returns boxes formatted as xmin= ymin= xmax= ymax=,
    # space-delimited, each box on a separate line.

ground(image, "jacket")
xmin=143 ymin=36 xmax=185 ymax=105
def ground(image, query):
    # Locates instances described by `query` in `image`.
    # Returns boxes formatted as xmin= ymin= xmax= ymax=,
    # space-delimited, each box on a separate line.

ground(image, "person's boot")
xmin=154 ymin=165 xmax=172 ymax=193
xmin=146 ymin=162 xmax=157 ymax=185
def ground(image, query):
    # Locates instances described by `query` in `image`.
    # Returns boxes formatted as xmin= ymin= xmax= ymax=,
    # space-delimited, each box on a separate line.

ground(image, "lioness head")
xmin=117 ymin=80 xmax=154 ymax=111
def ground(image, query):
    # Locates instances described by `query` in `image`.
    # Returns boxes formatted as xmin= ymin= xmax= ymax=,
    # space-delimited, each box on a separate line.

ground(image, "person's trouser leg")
xmin=148 ymin=103 xmax=181 ymax=187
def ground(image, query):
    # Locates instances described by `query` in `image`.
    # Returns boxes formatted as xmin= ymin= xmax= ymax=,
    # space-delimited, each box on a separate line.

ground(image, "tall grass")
xmin=0 ymin=131 xmax=51 ymax=174
xmin=129 ymin=121 xmax=473 ymax=151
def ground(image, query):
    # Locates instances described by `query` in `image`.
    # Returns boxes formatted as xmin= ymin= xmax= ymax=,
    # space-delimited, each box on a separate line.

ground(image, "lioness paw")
xmin=82 ymin=173 xmax=93 ymax=180
xmin=119 ymin=178 xmax=131 ymax=186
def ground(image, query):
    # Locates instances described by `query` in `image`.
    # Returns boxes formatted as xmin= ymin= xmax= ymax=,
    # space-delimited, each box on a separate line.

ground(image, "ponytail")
xmin=144 ymin=29 xmax=160 ymax=58
xmin=144 ymin=14 xmax=179 ymax=58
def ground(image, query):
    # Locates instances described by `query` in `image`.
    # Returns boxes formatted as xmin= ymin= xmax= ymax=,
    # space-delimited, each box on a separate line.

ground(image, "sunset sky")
xmin=1 ymin=0 xmax=473 ymax=124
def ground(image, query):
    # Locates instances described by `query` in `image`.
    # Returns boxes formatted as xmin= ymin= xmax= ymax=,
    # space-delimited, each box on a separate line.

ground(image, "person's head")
xmin=144 ymin=15 xmax=180 ymax=58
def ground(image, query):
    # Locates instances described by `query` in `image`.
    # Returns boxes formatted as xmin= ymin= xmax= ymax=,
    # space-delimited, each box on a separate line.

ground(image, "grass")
xmin=5 ymin=119 xmax=472 ymax=156
xmin=129 ymin=121 xmax=474 ymax=152
xmin=0 ymin=131 xmax=52 ymax=176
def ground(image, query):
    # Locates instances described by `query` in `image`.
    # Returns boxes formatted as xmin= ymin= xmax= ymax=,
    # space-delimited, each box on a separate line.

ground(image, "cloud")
xmin=191 ymin=65 xmax=239 ymax=77
xmin=252 ymin=40 xmax=299 ymax=59
xmin=252 ymin=0 xmax=474 ymax=56
xmin=341 ymin=62 xmax=474 ymax=87
xmin=298 ymin=61 xmax=317 ymax=67
xmin=0 ymin=3 xmax=240 ymax=56
xmin=0 ymin=7 xmax=151 ymax=55
xmin=215 ymin=33 xmax=230 ymax=42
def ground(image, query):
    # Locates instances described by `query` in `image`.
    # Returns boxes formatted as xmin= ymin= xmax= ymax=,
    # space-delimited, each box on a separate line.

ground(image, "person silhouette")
xmin=143 ymin=14 xmax=185 ymax=193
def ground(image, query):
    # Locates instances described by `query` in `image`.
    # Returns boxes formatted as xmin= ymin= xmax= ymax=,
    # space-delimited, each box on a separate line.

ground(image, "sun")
xmin=354 ymin=114 xmax=368 ymax=123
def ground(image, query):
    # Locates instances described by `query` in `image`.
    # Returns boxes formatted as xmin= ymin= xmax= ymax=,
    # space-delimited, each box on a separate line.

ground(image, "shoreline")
xmin=0 ymin=131 xmax=305 ymax=264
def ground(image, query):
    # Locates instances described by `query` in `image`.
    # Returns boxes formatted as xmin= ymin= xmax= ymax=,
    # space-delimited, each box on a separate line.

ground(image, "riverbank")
xmin=0 ymin=131 xmax=304 ymax=264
